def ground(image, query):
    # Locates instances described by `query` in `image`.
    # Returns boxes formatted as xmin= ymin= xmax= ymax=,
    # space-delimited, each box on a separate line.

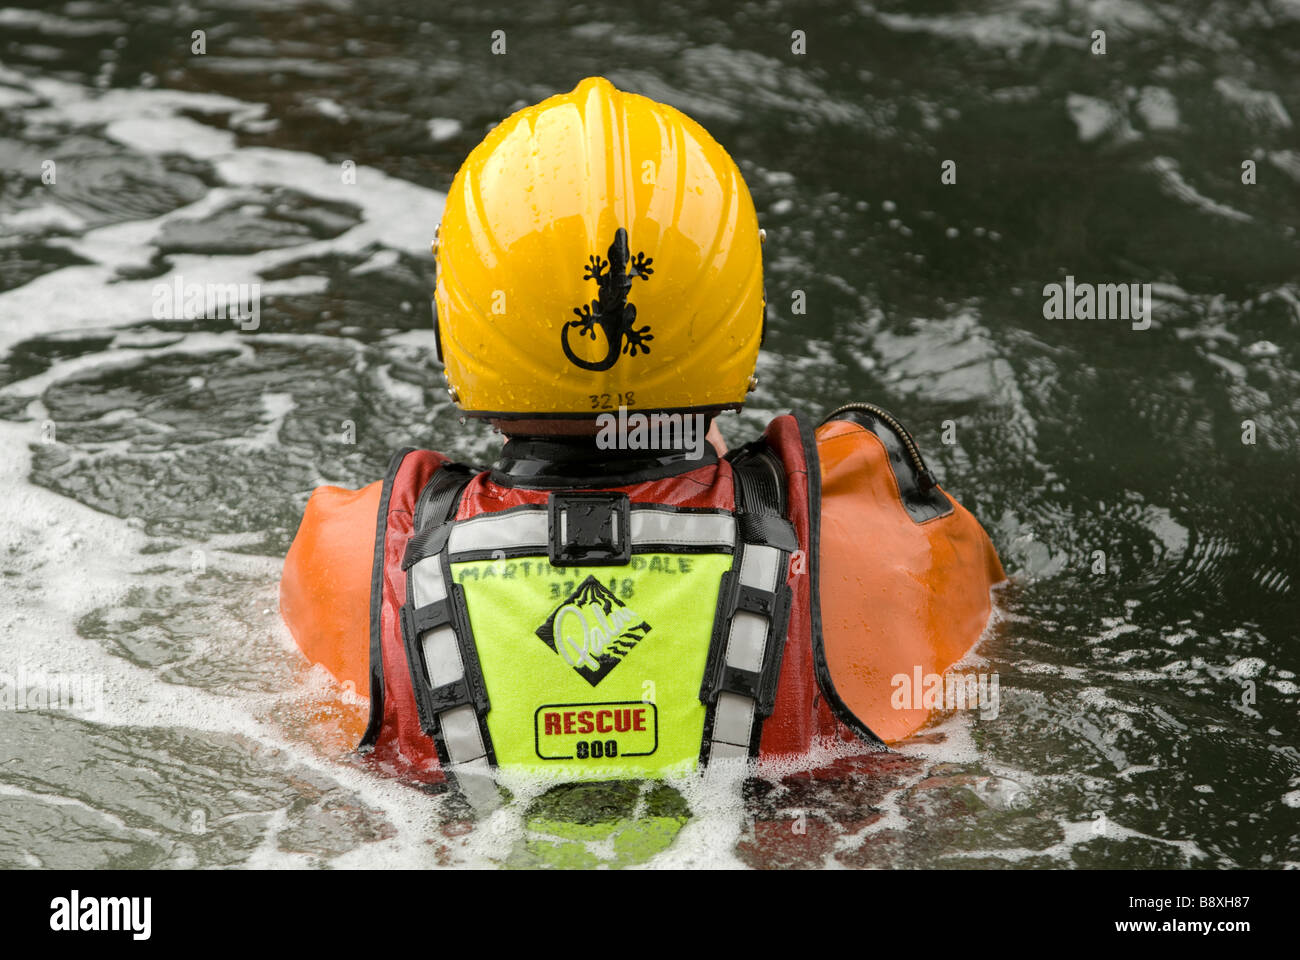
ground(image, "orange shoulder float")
xmin=280 ymin=481 xmax=380 ymax=694
xmin=815 ymin=417 xmax=1005 ymax=742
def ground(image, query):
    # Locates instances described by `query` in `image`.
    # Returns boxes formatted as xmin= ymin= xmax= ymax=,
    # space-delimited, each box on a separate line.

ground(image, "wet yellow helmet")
xmin=433 ymin=76 xmax=764 ymax=418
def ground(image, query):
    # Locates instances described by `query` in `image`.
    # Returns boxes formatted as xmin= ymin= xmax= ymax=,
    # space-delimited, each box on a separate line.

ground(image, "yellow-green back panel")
xmin=454 ymin=552 xmax=732 ymax=777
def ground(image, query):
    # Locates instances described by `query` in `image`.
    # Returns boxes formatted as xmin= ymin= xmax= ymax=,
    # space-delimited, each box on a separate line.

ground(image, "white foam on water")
xmin=0 ymin=420 xmax=272 ymax=743
xmin=0 ymin=73 xmax=444 ymax=356
xmin=1213 ymin=76 xmax=1293 ymax=130
xmin=640 ymin=763 xmax=752 ymax=869
xmin=0 ymin=782 xmax=164 ymax=840
xmin=0 ymin=7 xmax=126 ymax=36
xmin=373 ymin=364 xmax=426 ymax=410
xmin=0 ymin=433 xmax=491 ymax=868
xmin=873 ymin=7 xmax=1079 ymax=50
xmin=1067 ymin=93 xmax=1129 ymax=144
xmin=1 ymin=332 xmax=256 ymax=399
xmin=1149 ymin=155 xmax=1254 ymax=223
xmin=887 ymin=705 xmax=1210 ymax=867
xmin=0 ymin=70 xmax=468 ymax=867
xmin=427 ymin=117 xmax=462 ymax=142
xmin=1135 ymin=86 xmax=1180 ymax=131
xmin=0 ymin=202 xmax=87 ymax=231
xmin=1116 ymin=764 xmax=1160 ymax=780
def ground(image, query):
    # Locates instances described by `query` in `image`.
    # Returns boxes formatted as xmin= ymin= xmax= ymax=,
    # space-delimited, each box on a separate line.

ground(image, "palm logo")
xmin=536 ymin=575 xmax=652 ymax=686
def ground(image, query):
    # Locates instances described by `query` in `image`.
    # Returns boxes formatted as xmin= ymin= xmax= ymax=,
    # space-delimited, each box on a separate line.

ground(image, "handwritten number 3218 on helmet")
xmin=434 ymin=76 xmax=765 ymax=418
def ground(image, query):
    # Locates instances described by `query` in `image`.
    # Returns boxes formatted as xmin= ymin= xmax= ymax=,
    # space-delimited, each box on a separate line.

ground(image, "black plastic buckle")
xmin=429 ymin=678 xmax=470 ymax=713
xmin=547 ymin=492 xmax=631 ymax=566
xmin=735 ymin=584 xmax=776 ymax=617
xmin=720 ymin=665 xmax=763 ymax=700
xmin=401 ymin=599 xmax=453 ymax=638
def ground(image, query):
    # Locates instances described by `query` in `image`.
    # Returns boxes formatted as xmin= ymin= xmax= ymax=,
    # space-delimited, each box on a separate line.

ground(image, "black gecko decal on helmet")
xmin=562 ymin=228 xmax=654 ymax=371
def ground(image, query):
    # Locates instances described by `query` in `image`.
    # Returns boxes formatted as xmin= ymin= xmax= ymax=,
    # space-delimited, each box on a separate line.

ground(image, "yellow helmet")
xmin=433 ymin=76 xmax=764 ymax=418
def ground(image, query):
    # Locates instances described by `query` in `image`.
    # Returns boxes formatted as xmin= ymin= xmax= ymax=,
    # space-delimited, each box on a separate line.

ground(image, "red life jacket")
xmin=359 ymin=413 xmax=878 ymax=785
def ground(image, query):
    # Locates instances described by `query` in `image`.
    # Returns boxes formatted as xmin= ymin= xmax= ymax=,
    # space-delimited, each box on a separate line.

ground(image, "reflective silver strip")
xmin=712 ymin=692 xmax=755 ymax=747
xmin=444 ymin=506 xmax=736 ymax=555
xmin=738 ymin=544 xmax=781 ymax=593
xmin=410 ymin=556 xmax=446 ymax=607
xmin=630 ymin=509 xmax=734 ymax=547
xmin=726 ymin=612 xmax=768 ymax=672
xmin=412 ymin=557 xmax=463 ymax=685
xmin=452 ymin=756 xmax=499 ymax=811
xmin=705 ymin=543 xmax=785 ymax=764
xmin=448 ymin=510 xmax=548 ymax=554
xmin=421 ymin=627 xmax=463 ymax=687
xmin=441 ymin=704 xmax=487 ymax=764
xmin=708 ymin=741 xmax=749 ymax=762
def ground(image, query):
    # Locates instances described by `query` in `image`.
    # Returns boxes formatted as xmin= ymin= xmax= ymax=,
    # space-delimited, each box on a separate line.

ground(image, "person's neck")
xmin=490 ymin=434 xmax=717 ymax=489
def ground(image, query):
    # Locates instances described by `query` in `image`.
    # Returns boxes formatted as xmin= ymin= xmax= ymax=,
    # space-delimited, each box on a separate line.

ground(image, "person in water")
xmin=280 ymin=77 xmax=1005 ymax=791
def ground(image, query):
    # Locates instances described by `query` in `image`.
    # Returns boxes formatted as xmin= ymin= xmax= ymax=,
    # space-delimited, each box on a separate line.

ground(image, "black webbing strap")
xmin=699 ymin=449 xmax=797 ymax=731
xmin=732 ymin=447 xmax=786 ymax=519
xmin=401 ymin=463 xmax=474 ymax=570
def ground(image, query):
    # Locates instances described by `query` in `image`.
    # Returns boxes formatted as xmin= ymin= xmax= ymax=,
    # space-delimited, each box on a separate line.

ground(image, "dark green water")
xmin=0 ymin=0 xmax=1297 ymax=868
